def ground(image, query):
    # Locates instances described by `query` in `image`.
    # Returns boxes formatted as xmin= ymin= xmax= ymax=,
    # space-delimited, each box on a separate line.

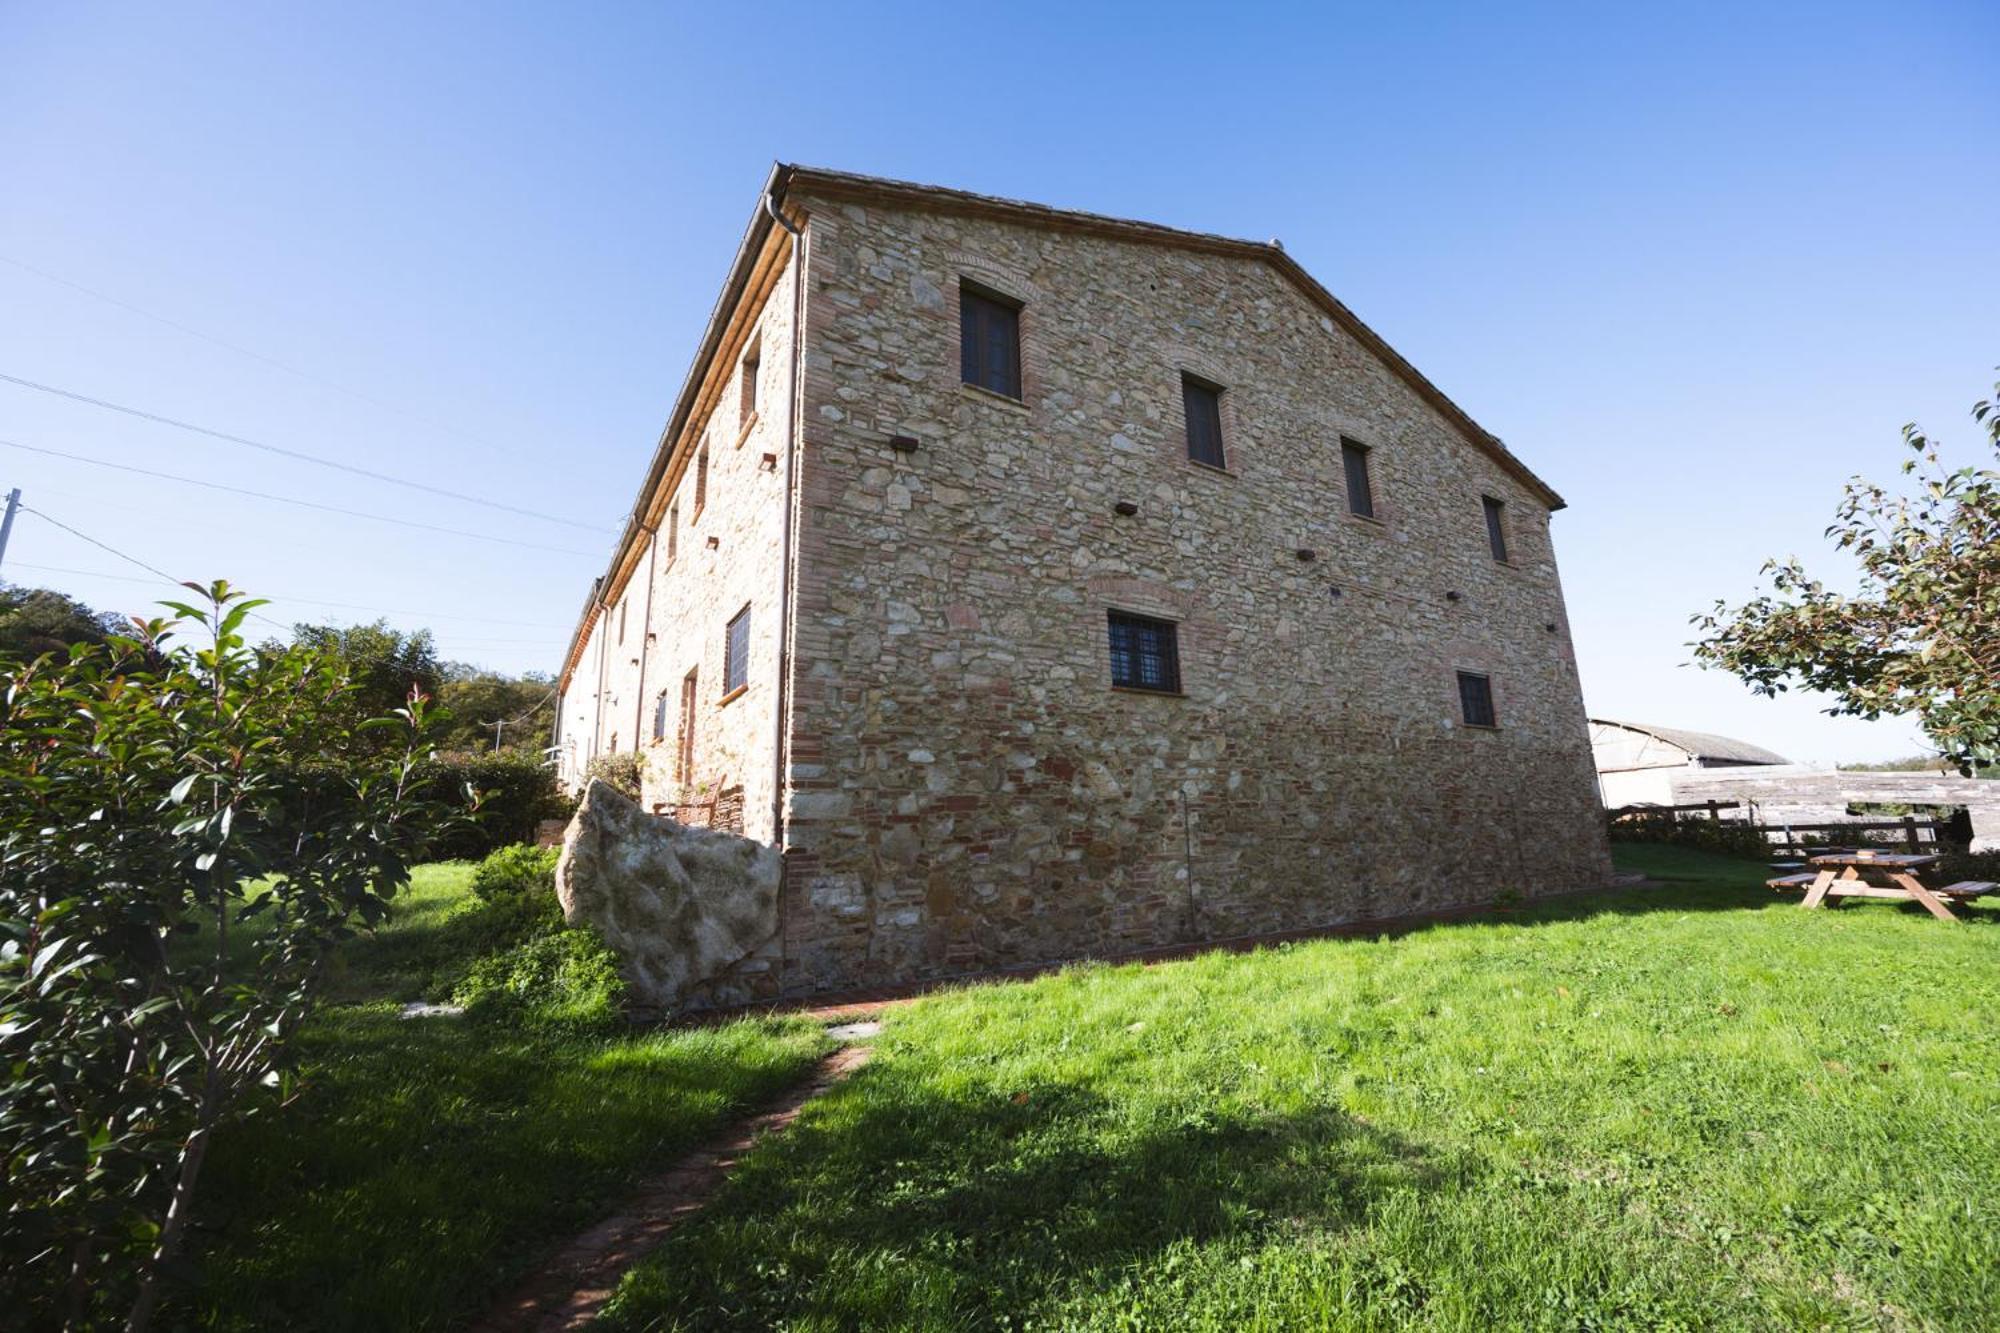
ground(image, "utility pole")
xmin=0 ymin=488 xmax=20 ymax=577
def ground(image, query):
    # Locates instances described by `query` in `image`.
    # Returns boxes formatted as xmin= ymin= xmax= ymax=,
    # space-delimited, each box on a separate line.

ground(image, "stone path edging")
xmin=471 ymin=1040 xmax=874 ymax=1333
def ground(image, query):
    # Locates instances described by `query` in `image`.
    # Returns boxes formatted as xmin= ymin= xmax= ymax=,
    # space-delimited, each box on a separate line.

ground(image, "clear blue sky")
xmin=4 ymin=2 xmax=1994 ymax=762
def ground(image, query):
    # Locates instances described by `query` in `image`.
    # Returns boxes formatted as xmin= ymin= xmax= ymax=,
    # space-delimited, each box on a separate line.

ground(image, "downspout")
xmin=631 ymin=528 xmax=658 ymax=773
xmin=592 ymin=592 xmax=612 ymax=761
xmin=766 ymin=183 xmax=804 ymax=846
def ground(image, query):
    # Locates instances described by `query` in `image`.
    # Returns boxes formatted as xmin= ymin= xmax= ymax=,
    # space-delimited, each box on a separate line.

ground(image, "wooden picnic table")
xmin=1801 ymin=851 xmax=1957 ymax=921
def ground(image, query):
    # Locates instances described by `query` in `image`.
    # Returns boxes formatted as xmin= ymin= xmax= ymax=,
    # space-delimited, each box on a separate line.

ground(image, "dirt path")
xmin=471 ymin=1037 xmax=875 ymax=1332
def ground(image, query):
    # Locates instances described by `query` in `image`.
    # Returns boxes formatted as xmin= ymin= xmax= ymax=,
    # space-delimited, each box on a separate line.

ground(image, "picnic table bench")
xmin=1763 ymin=851 xmax=1991 ymax=922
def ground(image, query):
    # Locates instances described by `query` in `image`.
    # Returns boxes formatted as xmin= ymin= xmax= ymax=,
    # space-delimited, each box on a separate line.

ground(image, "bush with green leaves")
xmin=417 ymin=752 xmax=571 ymax=859
xmin=1608 ymin=812 xmax=1773 ymax=859
xmin=584 ymin=750 xmax=644 ymax=799
xmin=453 ymin=927 xmax=627 ymax=1032
xmin=470 ymin=842 xmax=560 ymax=903
xmin=0 ymin=583 xmax=452 ymax=1330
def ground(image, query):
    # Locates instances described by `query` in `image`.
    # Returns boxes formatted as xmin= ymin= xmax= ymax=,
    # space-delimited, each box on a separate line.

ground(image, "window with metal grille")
xmin=959 ymin=282 xmax=1022 ymax=399
xmin=724 ymin=605 xmax=751 ymax=695
xmin=1182 ymin=374 xmax=1226 ymax=469
xmin=675 ymin=669 xmax=698 ymax=782
xmin=1108 ymin=611 xmax=1181 ymax=693
xmin=1457 ymin=671 xmax=1496 ymax=728
xmin=1341 ymin=437 xmax=1375 ymax=518
xmin=1482 ymin=495 xmax=1508 ymax=562
xmin=651 ymin=689 xmax=669 ymax=742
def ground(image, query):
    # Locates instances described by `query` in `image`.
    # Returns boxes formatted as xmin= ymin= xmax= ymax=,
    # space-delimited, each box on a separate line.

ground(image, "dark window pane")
xmin=652 ymin=690 xmax=669 ymax=741
xmin=1108 ymin=611 xmax=1181 ymax=693
xmin=960 ymin=285 xmax=1022 ymax=399
xmin=1341 ymin=438 xmax=1374 ymax=518
xmin=1182 ymin=375 xmax=1225 ymax=468
xmin=1483 ymin=495 xmax=1508 ymax=562
xmin=1458 ymin=671 xmax=1496 ymax=728
xmin=724 ymin=606 xmax=751 ymax=694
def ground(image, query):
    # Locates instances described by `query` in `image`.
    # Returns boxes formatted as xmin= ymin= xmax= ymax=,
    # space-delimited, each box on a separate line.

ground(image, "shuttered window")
xmin=724 ymin=605 xmax=751 ymax=695
xmin=959 ymin=284 xmax=1022 ymax=399
xmin=1182 ymin=374 xmax=1226 ymax=468
xmin=1341 ymin=437 xmax=1375 ymax=518
xmin=1458 ymin=671 xmax=1497 ymax=728
xmin=1108 ymin=611 xmax=1181 ymax=694
xmin=1483 ymin=495 xmax=1509 ymax=562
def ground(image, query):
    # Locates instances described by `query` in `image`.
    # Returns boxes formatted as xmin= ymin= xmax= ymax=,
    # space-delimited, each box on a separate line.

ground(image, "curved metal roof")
xmin=1590 ymin=719 xmax=1792 ymax=766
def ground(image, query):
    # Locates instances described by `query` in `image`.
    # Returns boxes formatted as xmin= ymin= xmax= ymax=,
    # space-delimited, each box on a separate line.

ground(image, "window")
xmin=694 ymin=440 xmax=710 ymax=514
xmin=1457 ymin=671 xmax=1497 ymax=728
xmin=1107 ymin=610 xmax=1181 ymax=694
xmin=651 ymin=688 xmax=670 ymax=742
xmin=740 ymin=338 xmax=760 ymax=420
xmin=1182 ymin=374 xmax=1226 ymax=469
xmin=959 ymin=282 xmax=1022 ymax=399
xmin=617 ymin=597 xmax=627 ymax=644
xmin=675 ymin=669 xmax=698 ymax=782
xmin=667 ymin=501 xmax=679 ymax=561
xmin=724 ymin=605 xmax=751 ymax=695
xmin=1340 ymin=438 xmax=1375 ymax=518
xmin=1482 ymin=495 xmax=1509 ymax=562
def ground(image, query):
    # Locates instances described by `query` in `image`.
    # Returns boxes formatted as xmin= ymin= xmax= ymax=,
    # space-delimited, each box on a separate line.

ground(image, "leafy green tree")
xmin=285 ymin=619 xmax=444 ymax=729
xmin=435 ymin=663 xmax=556 ymax=755
xmin=0 ymin=585 xmax=122 ymax=660
xmin=1693 ymin=375 xmax=2000 ymax=772
xmin=0 ymin=584 xmax=452 ymax=1330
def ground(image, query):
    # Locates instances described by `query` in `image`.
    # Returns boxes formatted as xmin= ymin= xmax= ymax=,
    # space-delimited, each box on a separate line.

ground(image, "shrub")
xmin=470 ymin=843 xmax=559 ymax=904
xmin=1609 ymin=812 xmax=1772 ymax=859
xmin=584 ymin=750 xmax=643 ymax=799
xmin=417 ymin=753 xmax=572 ymax=860
xmin=0 ymin=583 xmax=452 ymax=1329
xmin=452 ymin=928 xmax=627 ymax=1033
xmin=1937 ymin=847 xmax=2000 ymax=885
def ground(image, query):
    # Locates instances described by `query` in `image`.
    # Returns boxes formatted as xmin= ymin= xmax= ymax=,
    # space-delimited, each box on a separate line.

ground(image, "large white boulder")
xmin=555 ymin=779 xmax=782 ymax=1010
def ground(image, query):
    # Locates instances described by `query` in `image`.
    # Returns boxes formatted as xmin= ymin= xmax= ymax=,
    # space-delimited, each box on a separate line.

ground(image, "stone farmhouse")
xmin=554 ymin=165 xmax=1611 ymax=1007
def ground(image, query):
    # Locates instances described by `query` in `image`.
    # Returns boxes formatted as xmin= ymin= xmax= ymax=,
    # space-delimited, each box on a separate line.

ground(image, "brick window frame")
xmin=1086 ymin=576 xmax=1198 ymax=699
xmin=1164 ymin=348 xmax=1241 ymax=476
xmin=1456 ymin=670 xmax=1499 ymax=729
xmin=943 ymin=253 xmax=1043 ymax=412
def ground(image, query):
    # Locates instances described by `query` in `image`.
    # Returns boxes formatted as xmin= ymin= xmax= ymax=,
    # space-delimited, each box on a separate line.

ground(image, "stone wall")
xmin=775 ymin=190 xmax=1611 ymax=995
xmin=557 ymin=252 xmax=800 ymax=861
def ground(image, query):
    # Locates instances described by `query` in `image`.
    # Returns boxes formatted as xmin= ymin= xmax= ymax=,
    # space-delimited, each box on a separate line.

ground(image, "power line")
xmin=0 ymin=370 xmax=608 ymax=533
xmin=6 ymin=561 xmax=566 ymax=629
xmin=16 ymin=505 xmax=554 ymax=672
xmin=0 ymin=436 xmax=600 ymax=557
xmin=0 ymin=254 xmax=569 ymax=466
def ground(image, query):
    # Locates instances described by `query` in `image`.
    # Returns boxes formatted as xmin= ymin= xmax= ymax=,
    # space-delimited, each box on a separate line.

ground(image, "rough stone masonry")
xmin=555 ymin=165 xmax=1613 ymax=1011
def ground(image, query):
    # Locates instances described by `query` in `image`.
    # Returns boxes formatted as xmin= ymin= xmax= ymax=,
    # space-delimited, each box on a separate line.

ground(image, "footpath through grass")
xmin=607 ymin=845 xmax=2000 ymax=1331
xmin=170 ymin=863 xmax=829 ymax=1331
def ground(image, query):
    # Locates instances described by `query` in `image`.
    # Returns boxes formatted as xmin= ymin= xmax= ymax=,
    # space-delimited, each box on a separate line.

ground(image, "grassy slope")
xmin=173 ymin=863 xmax=829 ymax=1332
xmin=607 ymin=845 xmax=2000 ymax=1331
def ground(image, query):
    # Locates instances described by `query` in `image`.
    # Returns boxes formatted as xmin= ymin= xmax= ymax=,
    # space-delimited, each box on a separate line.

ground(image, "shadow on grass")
xmin=607 ymin=1058 xmax=1446 ymax=1330
xmin=174 ymin=1007 xmax=826 ymax=1332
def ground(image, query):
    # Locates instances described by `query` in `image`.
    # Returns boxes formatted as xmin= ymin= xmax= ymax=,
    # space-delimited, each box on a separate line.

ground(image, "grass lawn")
xmin=605 ymin=844 xmax=2000 ymax=1331
xmin=170 ymin=862 xmax=830 ymax=1331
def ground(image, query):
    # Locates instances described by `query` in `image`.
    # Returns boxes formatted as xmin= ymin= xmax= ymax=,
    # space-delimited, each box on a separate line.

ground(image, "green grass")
xmin=171 ymin=862 xmax=830 ymax=1331
xmin=605 ymin=845 xmax=2000 ymax=1331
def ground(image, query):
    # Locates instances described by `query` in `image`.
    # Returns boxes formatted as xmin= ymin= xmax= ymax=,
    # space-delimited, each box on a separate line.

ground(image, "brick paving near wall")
xmin=471 ymin=1039 xmax=875 ymax=1333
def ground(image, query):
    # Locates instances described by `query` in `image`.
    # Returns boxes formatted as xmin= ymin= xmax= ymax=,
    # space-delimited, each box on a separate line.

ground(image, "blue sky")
xmin=3 ymin=1 xmax=1994 ymax=762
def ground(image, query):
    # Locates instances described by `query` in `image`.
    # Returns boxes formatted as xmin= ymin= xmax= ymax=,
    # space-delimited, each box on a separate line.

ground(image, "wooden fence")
xmin=1608 ymin=802 xmax=1952 ymax=855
